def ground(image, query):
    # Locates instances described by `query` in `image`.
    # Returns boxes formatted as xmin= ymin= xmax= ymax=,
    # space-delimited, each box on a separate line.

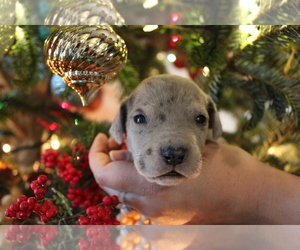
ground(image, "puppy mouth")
xmin=159 ymin=170 xmax=184 ymax=178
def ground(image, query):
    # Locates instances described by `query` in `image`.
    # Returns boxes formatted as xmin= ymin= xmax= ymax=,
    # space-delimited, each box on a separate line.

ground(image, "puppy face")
xmin=110 ymin=75 xmax=222 ymax=186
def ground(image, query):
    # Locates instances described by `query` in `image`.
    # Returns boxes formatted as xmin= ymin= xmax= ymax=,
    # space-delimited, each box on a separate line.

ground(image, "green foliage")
xmin=0 ymin=90 xmax=83 ymax=134
xmin=4 ymin=26 xmax=49 ymax=91
xmin=117 ymin=58 xmax=140 ymax=98
xmin=253 ymin=0 xmax=300 ymax=24
xmin=72 ymin=121 xmax=110 ymax=149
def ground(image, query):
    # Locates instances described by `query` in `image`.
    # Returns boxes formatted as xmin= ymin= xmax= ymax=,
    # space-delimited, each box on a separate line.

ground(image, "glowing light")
xmin=239 ymin=25 xmax=258 ymax=35
xmin=239 ymin=25 xmax=260 ymax=43
xmin=239 ymin=0 xmax=258 ymax=11
xmin=143 ymin=0 xmax=158 ymax=9
xmin=143 ymin=25 xmax=158 ymax=32
xmin=50 ymin=135 xmax=60 ymax=150
xmin=15 ymin=1 xmax=26 ymax=21
xmin=167 ymin=53 xmax=176 ymax=63
xmin=15 ymin=26 xmax=25 ymax=40
xmin=61 ymin=101 xmax=70 ymax=109
xmin=2 ymin=143 xmax=11 ymax=153
xmin=74 ymin=119 xmax=79 ymax=125
xmin=268 ymin=147 xmax=276 ymax=155
xmin=171 ymin=35 xmax=182 ymax=43
xmin=202 ymin=66 xmax=210 ymax=77
xmin=48 ymin=122 xmax=59 ymax=131
xmin=239 ymin=0 xmax=259 ymax=23
xmin=156 ymin=52 xmax=165 ymax=60
xmin=171 ymin=13 xmax=182 ymax=22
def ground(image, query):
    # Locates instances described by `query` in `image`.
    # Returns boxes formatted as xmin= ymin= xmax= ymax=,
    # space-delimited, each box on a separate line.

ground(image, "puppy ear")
xmin=207 ymin=97 xmax=222 ymax=140
xmin=109 ymin=97 xmax=130 ymax=145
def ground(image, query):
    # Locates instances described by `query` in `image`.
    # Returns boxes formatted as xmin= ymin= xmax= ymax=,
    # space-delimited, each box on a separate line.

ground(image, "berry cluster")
xmin=41 ymin=149 xmax=60 ymax=169
xmin=5 ymin=225 xmax=58 ymax=247
xmin=41 ymin=145 xmax=89 ymax=186
xmin=5 ymin=195 xmax=39 ymax=220
xmin=5 ymin=175 xmax=58 ymax=223
xmin=58 ymin=161 xmax=83 ymax=186
xmin=72 ymin=144 xmax=90 ymax=170
xmin=78 ymin=226 xmax=119 ymax=250
xmin=78 ymin=196 xmax=120 ymax=225
xmin=67 ymin=181 xmax=104 ymax=208
xmin=30 ymin=174 xmax=48 ymax=200
xmin=38 ymin=200 xmax=59 ymax=223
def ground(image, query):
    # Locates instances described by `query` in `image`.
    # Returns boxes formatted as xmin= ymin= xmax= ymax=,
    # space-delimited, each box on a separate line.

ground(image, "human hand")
xmin=89 ymin=133 xmax=300 ymax=225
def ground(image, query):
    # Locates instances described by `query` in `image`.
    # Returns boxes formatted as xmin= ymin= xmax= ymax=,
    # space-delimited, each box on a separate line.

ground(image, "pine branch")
xmin=4 ymin=26 xmax=50 ymax=91
xmin=232 ymin=61 xmax=300 ymax=129
xmin=239 ymin=26 xmax=300 ymax=57
xmin=0 ymin=91 xmax=83 ymax=133
xmin=253 ymin=0 xmax=300 ymax=24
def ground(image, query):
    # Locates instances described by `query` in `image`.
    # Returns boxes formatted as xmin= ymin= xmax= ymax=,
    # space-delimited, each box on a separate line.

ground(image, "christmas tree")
xmin=0 ymin=0 xmax=300 ymax=230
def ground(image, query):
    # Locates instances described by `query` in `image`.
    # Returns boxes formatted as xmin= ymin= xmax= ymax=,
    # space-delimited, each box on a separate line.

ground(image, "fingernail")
xmin=109 ymin=150 xmax=130 ymax=161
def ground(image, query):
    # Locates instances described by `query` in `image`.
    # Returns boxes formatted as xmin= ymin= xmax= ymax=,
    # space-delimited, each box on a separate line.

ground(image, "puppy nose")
xmin=161 ymin=147 xmax=187 ymax=166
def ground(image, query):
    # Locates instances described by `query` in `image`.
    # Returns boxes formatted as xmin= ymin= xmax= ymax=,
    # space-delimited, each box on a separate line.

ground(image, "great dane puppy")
xmin=110 ymin=74 xmax=222 ymax=186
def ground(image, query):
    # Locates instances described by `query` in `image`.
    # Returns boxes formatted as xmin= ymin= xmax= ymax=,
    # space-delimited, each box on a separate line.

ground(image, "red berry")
xmin=39 ymin=205 xmax=48 ymax=214
xmin=19 ymin=201 xmax=29 ymax=212
xmin=33 ymin=204 xmax=40 ymax=212
xmin=37 ymin=175 xmax=48 ymax=184
xmin=27 ymin=197 xmax=37 ymax=205
xmin=10 ymin=202 xmax=20 ymax=212
xmin=16 ymin=211 xmax=30 ymax=219
xmin=102 ymin=196 xmax=112 ymax=205
xmin=111 ymin=195 xmax=119 ymax=204
xmin=78 ymin=216 xmax=90 ymax=225
xmin=16 ymin=232 xmax=31 ymax=243
xmin=34 ymin=187 xmax=45 ymax=200
xmin=46 ymin=209 xmax=57 ymax=219
xmin=17 ymin=195 xmax=28 ymax=203
xmin=44 ymin=200 xmax=54 ymax=207
xmin=5 ymin=208 xmax=16 ymax=218
xmin=40 ymin=214 xmax=50 ymax=223
xmin=78 ymin=238 xmax=90 ymax=250
xmin=30 ymin=180 xmax=39 ymax=190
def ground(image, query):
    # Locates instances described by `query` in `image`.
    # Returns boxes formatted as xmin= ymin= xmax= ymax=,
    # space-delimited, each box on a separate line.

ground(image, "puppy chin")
xmin=146 ymin=175 xmax=188 ymax=186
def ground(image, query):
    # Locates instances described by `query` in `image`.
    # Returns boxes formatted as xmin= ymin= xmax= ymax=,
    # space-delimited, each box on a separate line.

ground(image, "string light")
xmin=50 ymin=135 xmax=60 ymax=150
xmin=143 ymin=0 xmax=158 ymax=9
xmin=167 ymin=53 xmax=176 ymax=63
xmin=2 ymin=143 xmax=11 ymax=153
xmin=143 ymin=25 xmax=158 ymax=32
xmin=202 ymin=66 xmax=210 ymax=77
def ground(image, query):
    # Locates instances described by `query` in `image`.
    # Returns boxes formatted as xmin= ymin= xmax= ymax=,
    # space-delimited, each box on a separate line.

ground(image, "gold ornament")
xmin=44 ymin=0 xmax=125 ymax=25
xmin=44 ymin=25 xmax=127 ymax=106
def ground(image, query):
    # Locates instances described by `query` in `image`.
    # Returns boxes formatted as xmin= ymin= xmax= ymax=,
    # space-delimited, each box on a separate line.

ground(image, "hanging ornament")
xmin=0 ymin=25 xmax=15 ymax=57
xmin=44 ymin=25 xmax=127 ymax=106
xmin=44 ymin=0 xmax=125 ymax=25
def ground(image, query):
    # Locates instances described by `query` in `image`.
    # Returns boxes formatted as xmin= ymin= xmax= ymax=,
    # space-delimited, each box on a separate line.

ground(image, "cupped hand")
xmin=89 ymin=133 xmax=266 ymax=225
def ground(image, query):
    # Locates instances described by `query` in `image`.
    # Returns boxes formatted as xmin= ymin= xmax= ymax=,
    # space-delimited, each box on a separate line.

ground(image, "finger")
xmin=93 ymin=160 xmax=165 ymax=196
xmin=108 ymin=136 xmax=123 ymax=150
xmin=89 ymin=133 xmax=112 ymax=169
xmin=90 ymin=133 xmax=110 ymax=154
xmin=102 ymin=186 xmax=145 ymax=211
xmin=109 ymin=150 xmax=132 ymax=161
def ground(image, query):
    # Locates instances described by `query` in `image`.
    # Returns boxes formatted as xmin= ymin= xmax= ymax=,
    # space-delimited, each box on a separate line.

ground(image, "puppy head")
xmin=110 ymin=74 xmax=222 ymax=186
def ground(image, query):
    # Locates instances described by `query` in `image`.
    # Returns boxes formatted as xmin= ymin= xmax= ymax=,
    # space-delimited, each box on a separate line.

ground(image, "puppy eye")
xmin=134 ymin=114 xmax=147 ymax=124
xmin=196 ymin=115 xmax=206 ymax=124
